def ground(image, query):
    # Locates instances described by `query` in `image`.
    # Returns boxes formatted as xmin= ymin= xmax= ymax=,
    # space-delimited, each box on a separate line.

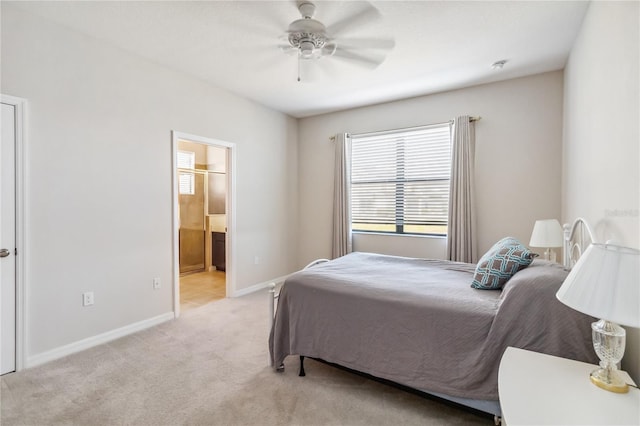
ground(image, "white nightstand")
xmin=499 ymin=347 xmax=640 ymax=425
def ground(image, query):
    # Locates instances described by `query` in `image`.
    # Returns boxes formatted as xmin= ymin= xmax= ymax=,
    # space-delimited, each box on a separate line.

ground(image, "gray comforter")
xmin=269 ymin=252 xmax=597 ymax=401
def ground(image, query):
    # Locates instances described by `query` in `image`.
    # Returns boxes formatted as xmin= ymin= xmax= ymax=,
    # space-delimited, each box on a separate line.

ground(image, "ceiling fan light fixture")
xmin=288 ymin=32 xmax=327 ymax=49
xmin=299 ymin=40 xmax=316 ymax=59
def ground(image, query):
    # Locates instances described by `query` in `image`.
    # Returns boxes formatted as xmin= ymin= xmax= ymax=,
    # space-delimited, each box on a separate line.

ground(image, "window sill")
xmin=352 ymin=231 xmax=446 ymax=239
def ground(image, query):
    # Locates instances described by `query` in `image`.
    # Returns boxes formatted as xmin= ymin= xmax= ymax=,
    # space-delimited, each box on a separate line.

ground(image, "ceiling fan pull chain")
xmin=297 ymin=55 xmax=301 ymax=82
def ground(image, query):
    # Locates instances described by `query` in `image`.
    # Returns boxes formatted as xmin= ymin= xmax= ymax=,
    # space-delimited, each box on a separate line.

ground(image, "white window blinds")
xmin=178 ymin=173 xmax=195 ymax=195
xmin=350 ymin=123 xmax=452 ymax=235
xmin=177 ymin=150 xmax=195 ymax=195
xmin=177 ymin=150 xmax=195 ymax=169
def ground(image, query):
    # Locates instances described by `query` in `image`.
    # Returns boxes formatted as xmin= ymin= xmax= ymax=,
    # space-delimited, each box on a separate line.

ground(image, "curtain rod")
xmin=330 ymin=116 xmax=481 ymax=141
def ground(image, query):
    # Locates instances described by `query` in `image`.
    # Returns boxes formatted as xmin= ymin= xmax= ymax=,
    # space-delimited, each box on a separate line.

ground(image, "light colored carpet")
xmin=1 ymin=290 xmax=491 ymax=425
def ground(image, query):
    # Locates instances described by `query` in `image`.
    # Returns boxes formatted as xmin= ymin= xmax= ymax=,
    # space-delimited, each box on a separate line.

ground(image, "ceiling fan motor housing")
xmin=287 ymin=2 xmax=329 ymax=59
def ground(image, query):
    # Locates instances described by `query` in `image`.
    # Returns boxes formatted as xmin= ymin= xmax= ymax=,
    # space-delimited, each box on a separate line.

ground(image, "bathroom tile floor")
xmin=180 ymin=270 xmax=226 ymax=312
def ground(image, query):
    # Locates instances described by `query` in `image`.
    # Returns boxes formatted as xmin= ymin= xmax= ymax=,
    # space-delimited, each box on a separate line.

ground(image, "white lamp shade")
xmin=556 ymin=243 xmax=640 ymax=327
xmin=529 ymin=219 xmax=564 ymax=248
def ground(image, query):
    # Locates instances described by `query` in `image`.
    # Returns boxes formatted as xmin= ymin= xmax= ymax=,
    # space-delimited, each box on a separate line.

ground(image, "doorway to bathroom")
xmin=172 ymin=131 xmax=236 ymax=317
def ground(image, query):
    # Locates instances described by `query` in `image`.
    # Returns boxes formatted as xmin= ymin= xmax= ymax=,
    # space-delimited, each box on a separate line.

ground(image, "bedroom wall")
xmin=1 ymin=5 xmax=298 ymax=363
xmin=562 ymin=0 xmax=640 ymax=383
xmin=297 ymin=72 xmax=564 ymax=266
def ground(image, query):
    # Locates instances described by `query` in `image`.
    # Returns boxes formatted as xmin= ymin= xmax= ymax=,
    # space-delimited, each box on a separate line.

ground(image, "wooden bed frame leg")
xmin=299 ymin=355 xmax=306 ymax=377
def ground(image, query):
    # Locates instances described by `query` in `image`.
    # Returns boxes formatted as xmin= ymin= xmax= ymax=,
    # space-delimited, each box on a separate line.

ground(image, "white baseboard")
xmin=26 ymin=275 xmax=291 ymax=368
xmin=231 ymin=274 xmax=290 ymax=298
xmin=26 ymin=311 xmax=175 ymax=369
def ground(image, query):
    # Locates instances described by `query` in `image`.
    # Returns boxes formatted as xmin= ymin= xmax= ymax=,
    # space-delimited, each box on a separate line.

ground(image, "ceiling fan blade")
xmin=337 ymin=37 xmax=395 ymax=50
xmin=330 ymin=47 xmax=386 ymax=68
xmin=325 ymin=2 xmax=381 ymax=37
xmin=278 ymin=44 xmax=298 ymax=56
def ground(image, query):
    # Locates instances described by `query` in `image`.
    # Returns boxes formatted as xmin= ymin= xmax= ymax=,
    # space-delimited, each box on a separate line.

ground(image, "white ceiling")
xmin=10 ymin=1 xmax=589 ymax=118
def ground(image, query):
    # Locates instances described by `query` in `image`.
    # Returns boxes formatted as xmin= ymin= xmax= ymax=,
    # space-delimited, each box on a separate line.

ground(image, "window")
xmin=178 ymin=173 xmax=195 ymax=195
xmin=350 ymin=123 xmax=452 ymax=236
xmin=177 ymin=150 xmax=195 ymax=195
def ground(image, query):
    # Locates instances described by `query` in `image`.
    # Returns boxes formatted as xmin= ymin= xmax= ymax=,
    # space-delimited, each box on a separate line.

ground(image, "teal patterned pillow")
xmin=471 ymin=237 xmax=536 ymax=290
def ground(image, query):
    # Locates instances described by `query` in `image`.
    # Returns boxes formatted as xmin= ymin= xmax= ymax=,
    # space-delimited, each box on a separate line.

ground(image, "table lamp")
xmin=556 ymin=243 xmax=640 ymax=393
xmin=529 ymin=219 xmax=564 ymax=262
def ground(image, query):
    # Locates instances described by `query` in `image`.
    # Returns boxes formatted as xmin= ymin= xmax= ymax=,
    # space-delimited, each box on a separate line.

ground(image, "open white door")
xmin=1 ymin=101 xmax=16 ymax=375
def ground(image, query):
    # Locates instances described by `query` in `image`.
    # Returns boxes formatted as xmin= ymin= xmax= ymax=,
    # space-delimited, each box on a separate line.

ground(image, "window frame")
xmin=349 ymin=123 xmax=452 ymax=237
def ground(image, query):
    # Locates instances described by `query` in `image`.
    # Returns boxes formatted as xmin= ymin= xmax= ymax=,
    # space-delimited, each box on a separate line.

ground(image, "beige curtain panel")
xmin=332 ymin=133 xmax=353 ymax=259
xmin=447 ymin=116 xmax=478 ymax=263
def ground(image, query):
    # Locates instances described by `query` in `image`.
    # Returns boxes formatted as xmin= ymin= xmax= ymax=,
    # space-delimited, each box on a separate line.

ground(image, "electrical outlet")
xmin=153 ymin=277 xmax=161 ymax=290
xmin=82 ymin=292 xmax=94 ymax=307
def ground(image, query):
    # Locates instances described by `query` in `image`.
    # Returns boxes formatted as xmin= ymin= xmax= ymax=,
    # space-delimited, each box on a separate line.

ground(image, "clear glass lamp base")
xmin=590 ymin=367 xmax=629 ymax=393
xmin=590 ymin=319 xmax=629 ymax=393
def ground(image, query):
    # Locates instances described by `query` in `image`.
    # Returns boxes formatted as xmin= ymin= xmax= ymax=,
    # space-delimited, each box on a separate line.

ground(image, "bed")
xmin=268 ymin=218 xmax=599 ymax=420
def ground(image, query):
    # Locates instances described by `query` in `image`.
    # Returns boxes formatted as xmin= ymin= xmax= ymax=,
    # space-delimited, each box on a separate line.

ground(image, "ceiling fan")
xmin=279 ymin=1 xmax=395 ymax=81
